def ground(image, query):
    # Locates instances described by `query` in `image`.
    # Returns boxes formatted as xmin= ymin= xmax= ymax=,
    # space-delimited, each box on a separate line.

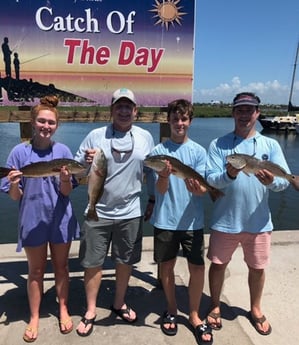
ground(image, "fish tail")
xmin=209 ymin=187 xmax=225 ymax=202
xmin=289 ymin=175 xmax=299 ymax=191
xmin=0 ymin=167 xmax=12 ymax=179
xmin=86 ymin=208 xmax=99 ymax=221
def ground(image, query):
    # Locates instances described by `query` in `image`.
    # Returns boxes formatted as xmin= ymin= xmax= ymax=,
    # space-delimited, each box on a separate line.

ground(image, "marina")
xmin=259 ymin=41 xmax=299 ymax=132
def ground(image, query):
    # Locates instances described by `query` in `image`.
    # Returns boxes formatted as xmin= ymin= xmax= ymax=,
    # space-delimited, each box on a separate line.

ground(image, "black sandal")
xmin=194 ymin=324 xmax=213 ymax=345
xmin=160 ymin=311 xmax=177 ymax=336
xmin=111 ymin=305 xmax=137 ymax=323
xmin=76 ymin=316 xmax=96 ymax=337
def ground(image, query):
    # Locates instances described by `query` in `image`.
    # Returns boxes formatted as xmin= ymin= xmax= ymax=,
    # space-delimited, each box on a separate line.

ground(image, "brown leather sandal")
xmin=206 ymin=311 xmax=222 ymax=330
xmin=249 ymin=314 xmax=272 ymax=336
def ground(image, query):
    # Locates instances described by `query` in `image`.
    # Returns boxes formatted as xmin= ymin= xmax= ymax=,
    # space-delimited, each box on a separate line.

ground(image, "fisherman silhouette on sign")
xmin=1 ymin=37 xmax=12 ymax=77
xmin=13 ymin=52 xmax=20 ymax=80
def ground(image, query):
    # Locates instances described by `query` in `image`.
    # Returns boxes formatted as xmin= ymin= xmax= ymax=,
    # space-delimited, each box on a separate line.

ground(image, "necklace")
xmin=232 ymin=135 xmax=257 ymax=156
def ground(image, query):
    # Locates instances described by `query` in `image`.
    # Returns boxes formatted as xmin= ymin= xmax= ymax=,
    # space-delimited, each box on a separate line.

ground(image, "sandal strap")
xmin=208 ymin=311 xmax=221 ymax=319
xmin=81 ymin=316 xmax=96 ymax=326
xmin=197 ymin=323 xmax=212 ymax=335
xmin=252 ymin=315 xmax=266 ymax=324
xmin=60 ymin=318 xmax=72 ymax=326
xmin=163 ymin=312 xmax=177 ymax=324
xmin=120 ymin=307 xmax=131 ymax=315
xmin=25 ymin=326 xmax=38 ymax=333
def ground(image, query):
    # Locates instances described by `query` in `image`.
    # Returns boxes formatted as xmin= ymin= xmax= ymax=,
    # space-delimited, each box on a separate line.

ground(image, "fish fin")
xmin=75 ymin=175 xmax=89 ymax=185
xmin=209 ymin=188 xmax=225 ymax=202
xmin=289 ymin=175 xmax=299 ymax=191
xmin=74 ymin=169 xmax=89 ymax=184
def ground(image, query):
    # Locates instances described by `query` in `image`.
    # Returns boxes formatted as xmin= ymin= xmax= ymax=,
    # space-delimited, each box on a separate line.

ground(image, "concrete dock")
xmin=0 ymin=231 xmax=298 ymax=345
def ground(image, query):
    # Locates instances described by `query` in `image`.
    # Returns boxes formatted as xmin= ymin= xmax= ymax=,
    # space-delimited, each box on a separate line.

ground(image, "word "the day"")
xmin=64 ymin=39 xmax=165 ymax=73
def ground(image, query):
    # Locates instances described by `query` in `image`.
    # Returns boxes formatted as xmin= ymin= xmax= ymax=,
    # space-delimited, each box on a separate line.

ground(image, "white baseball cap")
xmin=111 ymin=88 xmax=136 ymax=105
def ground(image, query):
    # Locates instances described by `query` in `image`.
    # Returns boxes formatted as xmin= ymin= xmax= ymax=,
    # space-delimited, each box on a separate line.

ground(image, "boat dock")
xmin=0 ymin=231 xmax=298 ymax=345
xmin=0 ymin=107 xmax=170 ymax=142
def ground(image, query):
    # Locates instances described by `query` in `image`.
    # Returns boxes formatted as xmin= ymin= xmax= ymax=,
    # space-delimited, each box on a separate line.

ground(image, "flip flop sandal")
xmin=59 ymin=318 xmax=73 ymax=334
xmin=160 ymin=311 xmax=178 ymax=336
xmin=206 ymin=311 xmax=222 ymax=330
xmin=111 ymin=305 xmax=138 ymax=323
xmin=249 ymin=313 xmax=272 ymax=336
xmin=76 ymin=316 xmax=96 ymax=337
xmin=23 ymin=326 xmax=38 ymax=343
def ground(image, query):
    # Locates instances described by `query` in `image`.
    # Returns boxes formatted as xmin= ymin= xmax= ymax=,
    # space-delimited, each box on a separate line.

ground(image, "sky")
xmin=193 ymin=0 xmax=299 ymax=105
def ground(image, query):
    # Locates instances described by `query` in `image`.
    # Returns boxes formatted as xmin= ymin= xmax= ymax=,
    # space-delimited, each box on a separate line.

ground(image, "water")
xmin=0 ymin=118 xmax=298 ymax=244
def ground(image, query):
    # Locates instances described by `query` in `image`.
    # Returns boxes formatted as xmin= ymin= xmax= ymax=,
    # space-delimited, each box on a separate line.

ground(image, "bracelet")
xmin=227 ymin=171 xmax=236 ymax=180
xmin=148 ymin=199 xmax=155 ymax=204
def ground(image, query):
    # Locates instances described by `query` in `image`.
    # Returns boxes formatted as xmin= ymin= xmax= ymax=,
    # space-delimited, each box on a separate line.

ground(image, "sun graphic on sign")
xmin=150 ymin=0 xmax=187 ymax=30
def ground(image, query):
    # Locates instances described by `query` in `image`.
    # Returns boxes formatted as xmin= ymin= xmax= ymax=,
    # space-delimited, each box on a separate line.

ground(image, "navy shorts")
xmin=154 ymin=227 xmax=205 ymax=265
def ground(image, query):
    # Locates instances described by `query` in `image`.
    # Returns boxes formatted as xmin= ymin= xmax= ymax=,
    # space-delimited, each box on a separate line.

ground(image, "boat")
xmin=259 ymin=41 xmax=299 ymax=132
xmin=259 ymin=114 xmax=298 ymax=131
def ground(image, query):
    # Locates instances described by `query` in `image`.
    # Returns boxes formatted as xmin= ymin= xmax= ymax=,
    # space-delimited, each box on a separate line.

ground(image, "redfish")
xmin=144 ymin=154 xmax=224 ymax=202
xmin=0 ymin=158 xmax=86 ymax=178
xmin=226 ymin=153 xmax=299 ymax=190
xmin=86 ymin=148 xmax=107 ymax=221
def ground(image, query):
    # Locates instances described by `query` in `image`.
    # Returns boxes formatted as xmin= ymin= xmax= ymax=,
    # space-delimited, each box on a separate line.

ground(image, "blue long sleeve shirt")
xmin=206 ymin=131 xmax=290 ymax=233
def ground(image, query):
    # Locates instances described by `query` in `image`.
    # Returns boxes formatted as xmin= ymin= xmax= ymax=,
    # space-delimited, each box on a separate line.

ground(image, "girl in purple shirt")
xmin=0 ymin=95 xmax=80 ymax=342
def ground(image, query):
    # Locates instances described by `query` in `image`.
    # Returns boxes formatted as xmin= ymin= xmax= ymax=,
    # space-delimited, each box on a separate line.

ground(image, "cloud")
xmin=193 ymin=77 xmax=299 ymax=105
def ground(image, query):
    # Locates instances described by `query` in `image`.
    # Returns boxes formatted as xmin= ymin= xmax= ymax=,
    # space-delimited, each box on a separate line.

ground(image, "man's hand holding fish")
xmin=254 ymin=169 xmax=274 ymax=185
xmin=84 ymin=148 xmax=97 ymax=164
xmin=226 ymin=162 xmax=274 ymax=186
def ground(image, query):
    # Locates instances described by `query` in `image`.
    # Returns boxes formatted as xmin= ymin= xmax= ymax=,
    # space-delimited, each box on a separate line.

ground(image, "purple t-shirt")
xmin=0 ymin=141 xmax=80 ymax=252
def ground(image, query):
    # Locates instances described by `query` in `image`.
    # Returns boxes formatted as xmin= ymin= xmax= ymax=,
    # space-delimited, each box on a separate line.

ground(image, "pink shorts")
xmin=207 ymin=230 xmax=272 ymax=269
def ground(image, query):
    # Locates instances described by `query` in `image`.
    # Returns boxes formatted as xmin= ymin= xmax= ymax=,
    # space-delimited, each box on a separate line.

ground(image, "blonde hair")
xmin=31 ymin=95 xmax=59 ymax=121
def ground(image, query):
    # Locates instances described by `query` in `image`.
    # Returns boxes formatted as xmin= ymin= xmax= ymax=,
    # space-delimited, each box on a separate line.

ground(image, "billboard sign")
xmin=0 ymin=0 xmax=195 ymax=106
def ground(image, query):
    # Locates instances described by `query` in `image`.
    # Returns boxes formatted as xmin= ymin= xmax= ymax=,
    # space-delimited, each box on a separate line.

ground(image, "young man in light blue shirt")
xmin=150 ymin=99 xmax=213 ymax=345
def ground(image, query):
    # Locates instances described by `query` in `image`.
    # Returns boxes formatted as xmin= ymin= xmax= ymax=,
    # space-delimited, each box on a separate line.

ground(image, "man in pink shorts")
xmin=205 ymin=92 xmax=291 ymax=336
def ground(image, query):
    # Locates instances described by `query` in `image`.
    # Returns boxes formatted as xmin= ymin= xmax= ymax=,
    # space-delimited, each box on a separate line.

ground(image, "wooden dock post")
xmin=20 ymin=122 xmax=32 ymax=142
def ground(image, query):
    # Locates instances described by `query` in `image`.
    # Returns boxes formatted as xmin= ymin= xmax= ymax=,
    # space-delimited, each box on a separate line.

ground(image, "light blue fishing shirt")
xmin=206 ymin=131 xmax=290 ymax=233
xmin=149 ymin=138 xmax=207 ymax=231
xmin=74 ymin=124 xmax=154 ymax=219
